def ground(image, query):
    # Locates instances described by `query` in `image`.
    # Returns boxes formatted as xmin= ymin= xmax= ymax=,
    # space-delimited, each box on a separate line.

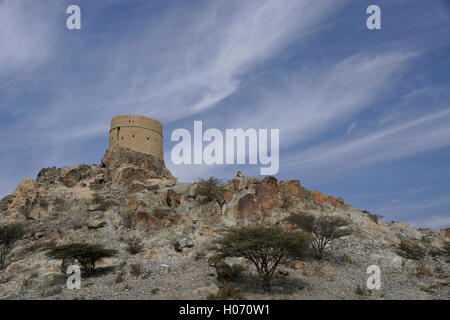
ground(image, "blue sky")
xmin=0 ymin=0 xmax=449 ymax=229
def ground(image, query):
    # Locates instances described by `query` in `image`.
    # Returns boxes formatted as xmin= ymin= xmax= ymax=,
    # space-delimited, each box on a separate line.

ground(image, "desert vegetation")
xmin=211 ymin=225 xmax=309 ymax=291
xmin=0 ymin=223 xmax=26 ymax=267
xmin=397 ymin=240 xmax=427 ymax=260
xmin=286 ymin=213 xmax=351 ymax=260
xmin=45 ymin=243 xmax=117 ymax=274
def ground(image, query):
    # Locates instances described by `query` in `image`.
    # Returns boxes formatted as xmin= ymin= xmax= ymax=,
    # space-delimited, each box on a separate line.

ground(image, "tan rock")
xmin=87 ymin=219 xmax=107 ymax=229
xmin=223 ymin=190 xmax=233 ymax=203
xmin=278 ymin=270 xmax=289 ymax=277
xmin=10 ymin=178 xmax=38 ymax=211
xmin=294 ymin=260 xmax=305 ymax=270
xmin=144 ymin=248 xmax=160 ymax=259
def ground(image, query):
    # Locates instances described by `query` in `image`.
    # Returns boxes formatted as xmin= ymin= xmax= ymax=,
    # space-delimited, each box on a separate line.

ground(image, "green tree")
xmin=46 ymin=243 xmax=117 ymax=273
xmin=0 ymin=223 xmax=26 ymax=267
xmin=286 ymin=214 xmax=351 ymax=260
xmin=211 ymin=225 xmax=309 ymax=292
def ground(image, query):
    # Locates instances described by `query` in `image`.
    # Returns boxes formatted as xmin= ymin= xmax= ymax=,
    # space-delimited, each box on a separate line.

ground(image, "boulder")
xmin=59 ymin=165 xmax=93 ymax=187
xmin=36 ymin=167 xmax=62 ymax=185
xmin=237 ymin=193 xmax=260 ymax=222
xmin=215 ymin=261 xmax=233 ymax=284
xmin=101 ymin=147 xmax=175 ymax=188
xmin=87 ymin=219 xmax=107 ymax=229
xmin=166 ymin=189 xmax=181 ymax=208
xmin=222 ymin=190 xmax=233 ymax=203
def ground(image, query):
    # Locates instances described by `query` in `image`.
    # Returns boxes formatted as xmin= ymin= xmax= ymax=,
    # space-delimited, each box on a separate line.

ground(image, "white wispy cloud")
xmin=102 ymin=0 xmax=343 ymax=121
xmin=227 ymin=51 xmax=415 ymax=146
xmin=284 ymin=108 xmax=450 ymax=172
xmin=346 ymin=122 xmax=357 ymax=135
xmin=0 ymin=0 xmax=59 ymax=80
xmin=0 ymin=0 xmax=344 ymax=162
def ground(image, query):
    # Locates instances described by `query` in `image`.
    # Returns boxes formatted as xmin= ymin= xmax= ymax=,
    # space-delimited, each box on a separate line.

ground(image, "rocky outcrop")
xmin=0 ymin=151 xmax=448 ymax=301
xmin=102 ymin=147 xmax=176 ymax=189
xmin=257 ymin=176 xmax=280 ymax=217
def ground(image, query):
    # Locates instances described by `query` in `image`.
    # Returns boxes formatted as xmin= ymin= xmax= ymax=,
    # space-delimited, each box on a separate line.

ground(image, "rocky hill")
xmin=0 ymin=147 xmax=448 ymax=300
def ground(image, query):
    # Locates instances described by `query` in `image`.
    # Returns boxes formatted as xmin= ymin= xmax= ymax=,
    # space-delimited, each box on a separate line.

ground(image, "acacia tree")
xmin=0 ymin=223 xmax=26 ymax=267
xmin=286 ymin=214 xmax=351 ymax=260
xmin=212 ymin=225 xmax=309 ymax=292
xmin=46 ymin=243 xmax=117 ymax=274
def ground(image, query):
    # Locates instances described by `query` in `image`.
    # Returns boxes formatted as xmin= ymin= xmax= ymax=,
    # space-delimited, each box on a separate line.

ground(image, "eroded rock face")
xmin=237 ymin=193 xmax=261 ymax=222
xmin=102 ymin=147 xmax=176 ymax=190
xmin=0 ymin=195 xmax=14 ymax=213
xmin=0 ymin=167 xmax=449 ymax=300
xmin=10 ymin=178 xmax=39 ymax=213
xmin=102 ymin=147 xmax=173 ymax=180
xmin=58 ymin=165 xmax=93 ymax=188
xmin=256 ymin=176 xmax=280 ymax=216
xmin=36 ymin=167 xmax=62 ymax=186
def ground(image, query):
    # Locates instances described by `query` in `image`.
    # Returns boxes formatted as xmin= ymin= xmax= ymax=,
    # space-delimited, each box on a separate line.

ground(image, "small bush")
xmin=0 ymin=223 xmax=26 ymax=266
xmin=46 ymin=243 xmax=117 ymax=274
xmin=286 ymin=214 xmax=351 ymax=260
xmin=130 ymin=263 xmax=143 ymax=277
xmin=194 ymin=250 xmax=207 ymax=261
xmin=355 ymin=285 xmax=367 ymax=296
xmin=120 ymin=210 xmax=135 ymax=229
xmin=151 ymin=288 xmax=160 ymax=295
xmin=196 ymin=177 xmax=222 ymax=202
xmin=398 ymin=240 xmax=426 ymax=260
xmin=363 ymin=211 xmax=384 ymax=224
xmin=125 ymin=236 xmax=143 ymax=254
xmin=211 ymin=225 xmax=309 ymax=291
xmin=206 ymin=283 xmax=245 ymax=300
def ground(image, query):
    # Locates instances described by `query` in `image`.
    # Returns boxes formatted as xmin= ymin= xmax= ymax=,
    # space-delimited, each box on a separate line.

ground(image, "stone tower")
xmin=109 ymin=115 xmax=164 ymax=158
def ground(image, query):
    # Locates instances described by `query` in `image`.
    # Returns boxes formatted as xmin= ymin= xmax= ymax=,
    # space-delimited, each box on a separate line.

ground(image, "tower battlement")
xmin=109 ymin=115 xmax=163 ymax=158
